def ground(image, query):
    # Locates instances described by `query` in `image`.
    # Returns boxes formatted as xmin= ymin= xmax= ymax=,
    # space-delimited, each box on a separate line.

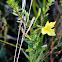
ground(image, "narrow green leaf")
xmin=26 ymin=48 xmax=33 ymax=52
xmin=36 ymin=53 xmax=44 ymax=62
xmin=0 ymin=40 xmax=20 ymax=48
xmin=33 ymin=8 xmax=41 ymax=27
xmin=22 ymin=50 xmax=30 ymax=59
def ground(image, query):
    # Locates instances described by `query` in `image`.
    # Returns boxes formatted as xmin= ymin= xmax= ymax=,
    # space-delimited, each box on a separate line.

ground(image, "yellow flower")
xmin=41 ymin=21 xmax=56 ymax=36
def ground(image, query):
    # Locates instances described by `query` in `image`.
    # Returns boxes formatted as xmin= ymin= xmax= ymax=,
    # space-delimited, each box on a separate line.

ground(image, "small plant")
xmin=0 ymin=0 xmax=62 ymax=62
xmin=6 ymin=0 xmax=62 ymax=62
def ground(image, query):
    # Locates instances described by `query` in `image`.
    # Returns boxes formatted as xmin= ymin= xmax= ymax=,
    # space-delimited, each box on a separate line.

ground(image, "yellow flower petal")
xmin=45 ymin=21 xmax=56 ymax=28
xmin=49 ymin=21 xmax=56 ymax=28
xmin=46 ymin=29 xmax=56 ymax=36
xmin=45 ymin=21 xmax=50 ymax=27
xmin=42 ymin=28 xmax=47 ymax=34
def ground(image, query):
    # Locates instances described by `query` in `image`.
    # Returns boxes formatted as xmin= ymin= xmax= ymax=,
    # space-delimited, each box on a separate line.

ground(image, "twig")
xmin=53 ymin=49 xmax=62 ymax=61
xmin=26 ymin=17 xmax=35 ymax=34
xmin=13 ymin=22 xmax=22 ymax=62
xmin=16 ymin=0 xmax=26 ymax=62
xmin=50 ymin=38 xmax=54 ymax=62
xmin=29 ymin=0 xmax=33 ymax=15
xmin=41 ymin=43 xmax=62 ymax=62
xmin=15 ymin=9 xmax=26 ymax=23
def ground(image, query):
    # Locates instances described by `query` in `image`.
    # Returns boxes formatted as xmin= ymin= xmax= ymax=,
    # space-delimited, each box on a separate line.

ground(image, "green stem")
xmin=0 ymin=40 xmax=20 ymax=48
xmin=32 ymin=0 xmax=37 ymax=17
xmin=43 ymin=0 xmax=46 ymax=10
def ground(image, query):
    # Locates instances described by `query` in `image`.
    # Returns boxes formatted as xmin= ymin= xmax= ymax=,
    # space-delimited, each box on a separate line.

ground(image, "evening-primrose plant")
xmin=6 ymin=0 xmax=58 ymax=62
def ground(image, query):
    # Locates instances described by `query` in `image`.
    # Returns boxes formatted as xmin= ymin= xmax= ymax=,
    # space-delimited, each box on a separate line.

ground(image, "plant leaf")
xmin=26 ymin=48 xmax=33 ymax=52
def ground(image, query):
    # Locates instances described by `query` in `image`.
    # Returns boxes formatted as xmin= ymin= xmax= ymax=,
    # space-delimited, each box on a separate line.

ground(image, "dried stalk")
xmin=16 ymin=0 xmax=33 ymax=62
xmin=13 ymin=22 xmax=22 ymax=62
xmin=16 ymin=0 xmax=26 ymax=62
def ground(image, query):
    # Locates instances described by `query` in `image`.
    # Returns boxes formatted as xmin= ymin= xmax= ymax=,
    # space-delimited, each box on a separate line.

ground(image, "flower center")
xmin=45 ymin=25 xmax=50 ymax=31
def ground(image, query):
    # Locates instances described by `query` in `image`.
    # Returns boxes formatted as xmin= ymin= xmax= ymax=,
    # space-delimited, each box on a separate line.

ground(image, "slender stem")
xmin=32 ymin=0 xmax=37 ymax=17
xmin=0 ymin=40 xmax=20 ymax=49
xmin=29 ymin=0 xmax=33 ymax=15
xmin=16 ymin=23 xmax=26 ymax=62
xmin=13 ymin=23 xmax=22 ymax=62
xmin=15 ymin=9 xmax=26 ymax=23
xmin=16 ymin=33 xmax=25 ymax=62
xmin=43 ymin=0 xmax=46 ymax=10
xmin=15 ymin=0 xmax=33 ymax=61
xmin=16 ymin=0 xmax=27 ymax=62
xmin=50 ymin=38 xmax=54 ymax=62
